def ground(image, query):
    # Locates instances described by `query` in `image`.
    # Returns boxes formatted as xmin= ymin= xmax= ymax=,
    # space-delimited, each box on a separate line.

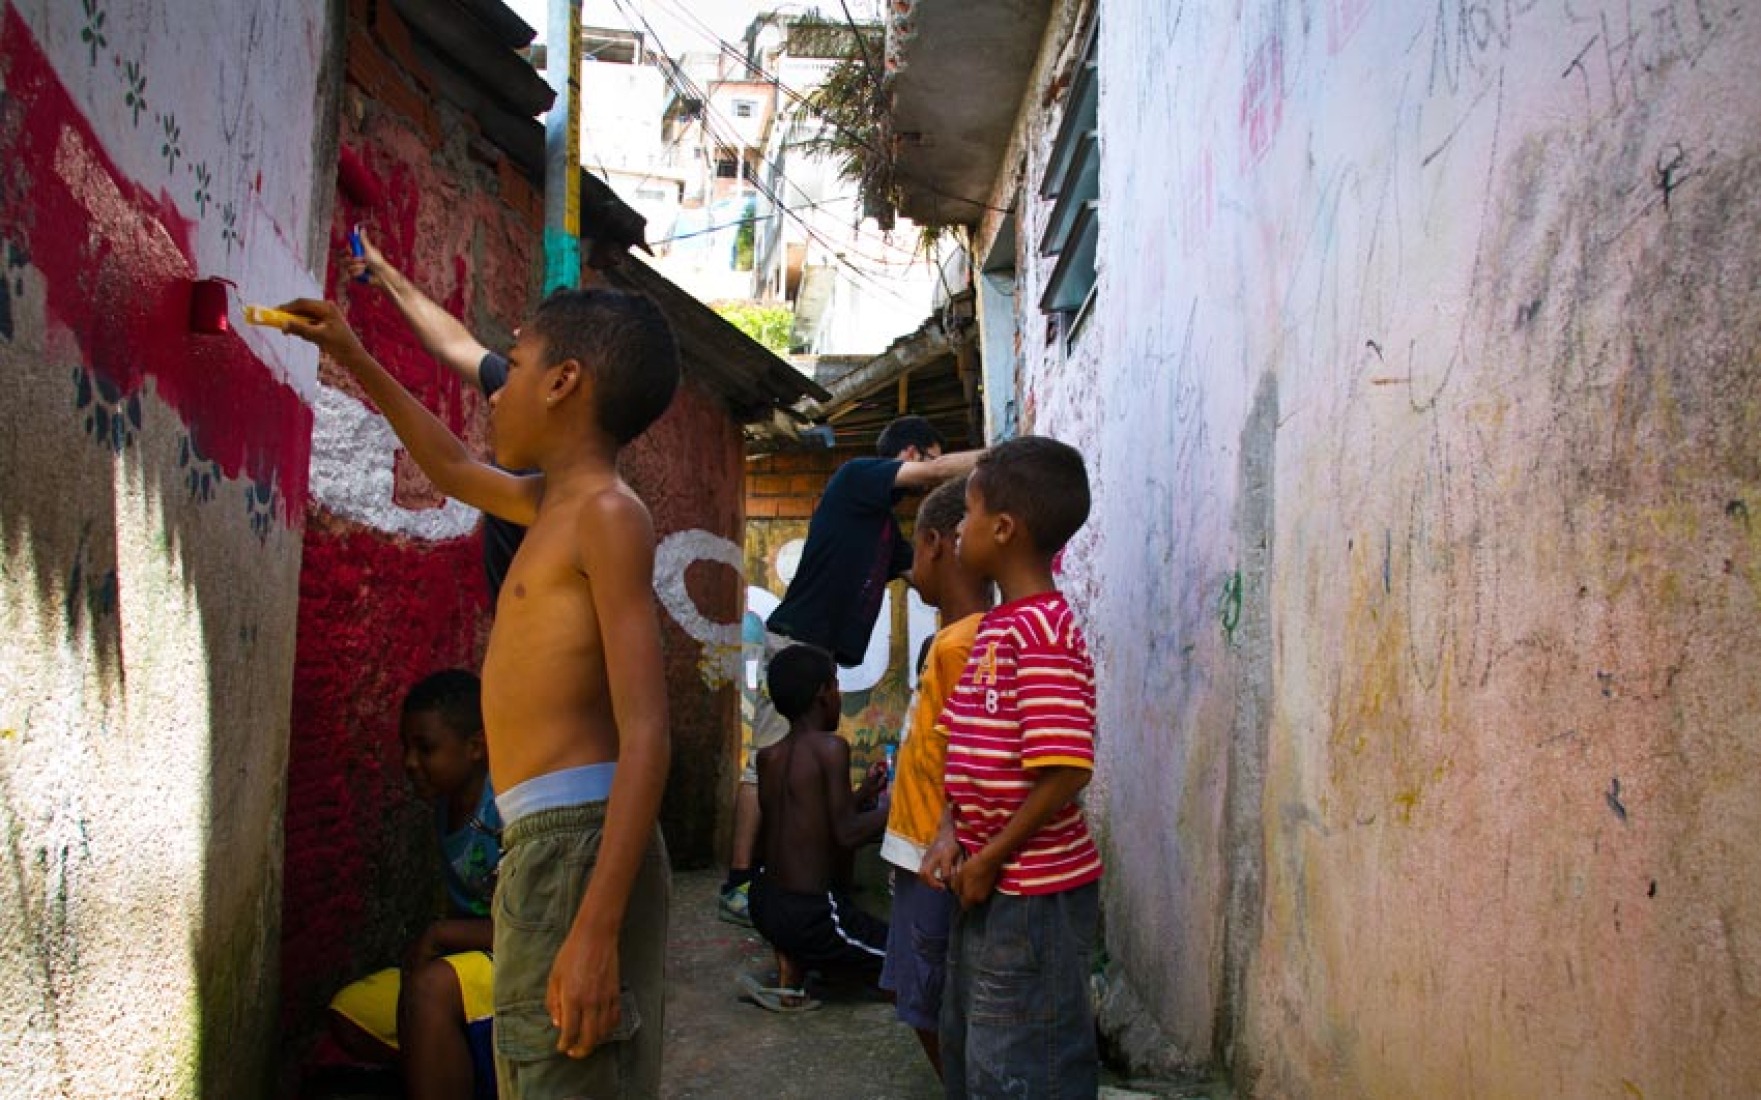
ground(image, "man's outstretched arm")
xmin=893 ymin=448 xmax=985 ymax=490
xmin=344 ymin=228 xmax=493 ymax=386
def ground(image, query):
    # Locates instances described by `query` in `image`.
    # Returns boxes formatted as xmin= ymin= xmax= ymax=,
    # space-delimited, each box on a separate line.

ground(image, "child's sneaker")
xmin=718 ymin=880 xmax=752 ymax=926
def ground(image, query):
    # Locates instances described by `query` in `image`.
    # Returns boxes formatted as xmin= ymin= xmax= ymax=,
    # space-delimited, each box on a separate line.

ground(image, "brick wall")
xmin=744 ymin=445 xmax=849 ymax=520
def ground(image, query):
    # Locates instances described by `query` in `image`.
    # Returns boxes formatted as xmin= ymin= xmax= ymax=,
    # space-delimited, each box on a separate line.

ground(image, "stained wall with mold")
xmin=0 ymin=1 xmax=334 ymax=1095
xmin=970 ymin=0 xmax=1761 ymax=1092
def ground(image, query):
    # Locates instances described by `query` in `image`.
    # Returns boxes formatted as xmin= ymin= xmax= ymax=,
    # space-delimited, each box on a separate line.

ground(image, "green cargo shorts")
xmin=492 ymin=802 xmax=670 ymax=1099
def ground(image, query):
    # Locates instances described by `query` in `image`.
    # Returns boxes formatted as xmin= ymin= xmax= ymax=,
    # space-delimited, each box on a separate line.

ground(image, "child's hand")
xmin=855 ymin=759 xmax=888 ymax=806
xmin=950 ymin=849 xmax=1000 ymax=909
xmin=278 ymin=298 xmax=368 ymax=363
xmin=919 ymin=831 xmax=962 ymax=892
xmin=547 ymin=925 xmax=622 ymax=1059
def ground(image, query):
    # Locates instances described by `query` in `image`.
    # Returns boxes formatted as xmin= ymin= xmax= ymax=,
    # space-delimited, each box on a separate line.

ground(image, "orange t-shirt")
xmin=880 ymin=613 xmax=984 ymax=872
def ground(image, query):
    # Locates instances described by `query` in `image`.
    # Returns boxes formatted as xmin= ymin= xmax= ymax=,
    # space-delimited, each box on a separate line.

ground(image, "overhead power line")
xmin=610 ymin=0 xmax=928 ymax=309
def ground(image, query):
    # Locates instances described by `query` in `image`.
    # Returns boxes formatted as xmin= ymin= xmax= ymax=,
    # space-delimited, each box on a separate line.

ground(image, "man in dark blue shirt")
xmin=722 ymin=416 xmax=983 ymax=925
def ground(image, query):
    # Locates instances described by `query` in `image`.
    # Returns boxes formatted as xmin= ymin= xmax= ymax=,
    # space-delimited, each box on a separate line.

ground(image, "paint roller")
xmin=202 ymin=148 xmax=387 ymax=333
xmin=336 ymin=145 xmax=385 ymax=283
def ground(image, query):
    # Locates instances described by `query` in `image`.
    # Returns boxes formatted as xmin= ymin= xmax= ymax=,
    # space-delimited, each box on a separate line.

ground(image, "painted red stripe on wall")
xmin=0 ymin=7 xmax=311 ymax=521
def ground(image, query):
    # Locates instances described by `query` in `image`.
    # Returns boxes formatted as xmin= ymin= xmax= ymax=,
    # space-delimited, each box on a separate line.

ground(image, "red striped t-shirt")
xmin=941 ymin=591 xmax=1103 ymax=895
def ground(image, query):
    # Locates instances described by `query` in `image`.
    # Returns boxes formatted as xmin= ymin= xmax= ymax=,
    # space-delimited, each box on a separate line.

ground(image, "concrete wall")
xmin=978 ymin=0 xmax=1761 ymax=1093
xmin=0 ymin=1 xmax=334 ymax=1096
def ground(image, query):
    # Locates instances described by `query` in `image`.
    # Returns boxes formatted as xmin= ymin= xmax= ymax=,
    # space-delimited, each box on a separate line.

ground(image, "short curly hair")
xmin=401 ymin=669 xmax=482 ymax=737
xmin=971 ymin=436 xmax=1090 ymax=555
xmin=875 ymin=415 xmax=944 ymax=459
xmin=531 ymin=287 xmax=680 ymax=445
xmin=766 ymin=645 xmax=837 ymax=721
xmin=914 ymin=475 xmax=968 ymax=536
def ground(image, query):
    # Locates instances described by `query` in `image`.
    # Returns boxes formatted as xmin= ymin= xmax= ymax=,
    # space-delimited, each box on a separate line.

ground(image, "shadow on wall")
xmin=0 ymin=13 xmax=312 ymax=1096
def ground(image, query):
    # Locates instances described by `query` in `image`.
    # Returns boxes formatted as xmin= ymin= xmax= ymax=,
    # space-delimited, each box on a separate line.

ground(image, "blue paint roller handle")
xmin=348 ymin=225 xmax=368 ymax=283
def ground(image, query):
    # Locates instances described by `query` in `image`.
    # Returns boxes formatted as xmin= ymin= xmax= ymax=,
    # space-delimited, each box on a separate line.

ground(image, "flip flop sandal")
xmin=737 ymin=971 xmax=822 ymax=1014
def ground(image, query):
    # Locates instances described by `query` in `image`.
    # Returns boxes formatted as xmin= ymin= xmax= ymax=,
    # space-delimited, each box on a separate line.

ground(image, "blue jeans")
xmin=940 ymin=883 xmax=1100 ymax=1099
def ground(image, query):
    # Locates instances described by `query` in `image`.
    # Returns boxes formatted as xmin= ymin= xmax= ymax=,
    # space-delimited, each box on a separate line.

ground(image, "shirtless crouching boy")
xmin=284 ymin=289 xmax=678 ymax=1098
xmin=743 ymin=645 xmax=889 ymax=1011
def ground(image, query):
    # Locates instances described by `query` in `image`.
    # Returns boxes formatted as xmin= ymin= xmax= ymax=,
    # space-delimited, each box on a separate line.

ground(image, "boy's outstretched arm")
xmin=282 ymin=299 xmax=540 ymax=526
xmin=342 ymin=228 xmax=493 ymax=385
xmin=949 ymin=765 xmax=1090 ymax=908
xmin=821 ymin=738 xmax=888 ymax=850
xmin=547 ymin=491 xmax=670 ymax=1060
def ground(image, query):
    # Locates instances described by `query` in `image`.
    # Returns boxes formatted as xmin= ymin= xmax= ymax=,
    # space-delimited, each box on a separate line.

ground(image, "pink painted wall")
xmin=971 ymin=0 xmax=1761 ymax=1093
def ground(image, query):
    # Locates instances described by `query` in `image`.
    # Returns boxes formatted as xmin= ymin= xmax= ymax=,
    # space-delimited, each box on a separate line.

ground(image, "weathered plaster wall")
xmin=982 ymin=0 xmax=1761 ymax=1093
xmin=0 ymin=1 xmax=332 ymax=1096
xmin=631 ymin=379 xmax=747 ymax=868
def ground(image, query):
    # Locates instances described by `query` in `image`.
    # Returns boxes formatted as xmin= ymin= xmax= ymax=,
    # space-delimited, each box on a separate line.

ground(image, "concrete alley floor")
xmin=663 ymin=866 xmax=941 ymax=1099
xmin=664 ymin=865 xmax=1223 ymax=1100
xmin=306 ymin=863 xmax=1226 ymax=1098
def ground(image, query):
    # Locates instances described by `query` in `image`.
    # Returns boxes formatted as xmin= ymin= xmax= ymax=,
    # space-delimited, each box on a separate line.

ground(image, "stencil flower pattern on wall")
xmin=193 ymin=162 xmax=211 ymax=218
xmin=178 ymin=433 xmax=222 ymax=503
xmin=157 ymin=112 xmax=181 ymax=174
xmin=245 ymin=477 xmax=279 ymax=542
xmin=221 ymin=201 xmax=242 ymax=255
xmin=80 ymin=0 xmax=107 ymax=67
xmin=119 ymin=56 xmax=146 ymax=127
xmin=74 ymin=364 xmax=141 ymax=453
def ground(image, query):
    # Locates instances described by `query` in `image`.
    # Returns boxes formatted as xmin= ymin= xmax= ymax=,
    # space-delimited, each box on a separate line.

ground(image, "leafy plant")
xmin=713 ymin=301 xmax=795 ymax=355
xmin=795 ymin=47 xmax=898 ymax=231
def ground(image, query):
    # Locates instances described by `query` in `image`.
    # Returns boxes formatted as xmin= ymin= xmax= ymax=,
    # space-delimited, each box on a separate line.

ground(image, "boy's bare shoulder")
xmin=570 ymin=479 xmax=656 ymax=563
xmin=811 ymin=731 xmax=851 ymax=763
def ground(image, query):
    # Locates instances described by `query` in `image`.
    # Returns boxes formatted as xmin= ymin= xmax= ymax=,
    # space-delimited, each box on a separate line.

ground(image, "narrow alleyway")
xmin=304 ymin=863 xmax=1222 ymax=1099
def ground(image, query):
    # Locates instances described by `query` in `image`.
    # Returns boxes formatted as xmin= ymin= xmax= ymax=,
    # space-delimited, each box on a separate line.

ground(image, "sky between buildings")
xmin=507 ymin=0 xmax=884 ymax=57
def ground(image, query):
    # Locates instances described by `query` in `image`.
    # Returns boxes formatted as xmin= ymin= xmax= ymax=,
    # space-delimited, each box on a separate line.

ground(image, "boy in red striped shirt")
xmin=922 ymin=435 xmax=1101 ymax=1099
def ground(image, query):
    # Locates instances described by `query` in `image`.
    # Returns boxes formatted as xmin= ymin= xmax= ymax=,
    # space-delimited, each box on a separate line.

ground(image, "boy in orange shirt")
xmin=880 ymin=477 xmax=992 ymax=1076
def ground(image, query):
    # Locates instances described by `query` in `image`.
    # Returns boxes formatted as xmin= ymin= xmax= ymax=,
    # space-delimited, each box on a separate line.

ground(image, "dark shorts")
xmin=880 ymin=869 xmax=955 ymax=1031
xmin=749 ymin=875 xmax=888 ymax=975
xmin=492 ymin=802 xmax=670 ymax=1100
xmin=941 ymin=883 xmax=1100 ymax=1100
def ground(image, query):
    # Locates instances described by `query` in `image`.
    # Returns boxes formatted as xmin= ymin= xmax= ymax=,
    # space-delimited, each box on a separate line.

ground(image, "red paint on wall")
xmin=280 ymin=522 xmax=489 ymax=1027
xmin=281 ymin=143 xmax=517 ymax=1050
xmin=624 ymin=376 xmax=746 ymax=867
xmin=0 ymin=8 xmax=311 ymax=519
xmin=283 ymin=21 xmax=753 ymax=1057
